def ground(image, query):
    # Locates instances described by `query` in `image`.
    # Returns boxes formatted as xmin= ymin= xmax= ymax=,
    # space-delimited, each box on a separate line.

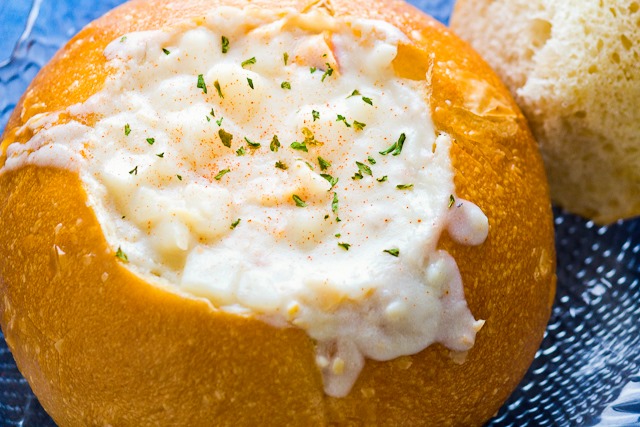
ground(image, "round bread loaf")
xmin=0 ymin=0 xmax=555 ymax=425
xmin=451 ymin=0 xmax=640 ymax=224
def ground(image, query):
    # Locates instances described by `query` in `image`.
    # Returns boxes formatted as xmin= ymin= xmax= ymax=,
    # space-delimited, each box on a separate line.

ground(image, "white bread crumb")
xmin=451 ymin=0 xmax=640 ymax=223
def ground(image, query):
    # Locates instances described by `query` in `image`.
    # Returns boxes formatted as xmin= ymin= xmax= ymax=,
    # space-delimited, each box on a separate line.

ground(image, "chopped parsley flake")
xmin=318 ymin=156 xmax=331 ymax=170
xmin=383 ymin=248 xmax=400 ymax=257
xmin=310 ymin=67 xmax=317 ymax=74
xmin=120 ymin=36 xmax=127 ymax=43
xmin=362 ymin=96 xmax=373 ymax=106
xmin=162 ymin=48 xmax=171 ymax=55
xmin=146 ymin=137 xmax=155 ymax=145
xmin=348 ymin=89 xmax=361 ymax=98
xmin=312 ymin=110 xmax=320 ymax=121
xmin=156 ymin=152 xmax=164 ymax=158
xmin=275 ymin=161 xmax=288 ymax=170
xmin=197 ymin=74 xmax=207 ymax=94
xmin=177 ymin=175 xmax=183 ymax=181
xmin=129 ymin=166 xmax=138 ymax=175
xmin=368 ymin=156 xmax=376 ymax=164
xmin=292 ymin=194 xmax=307 ymax=207
xmin=241 ymin=57 xmax=256 ymax=68
xmin=247 ymin=78 xmax=254 ymax=89
xmin=283 ymin=52 xmax=289 ymax=65
xmin=221 ymin=36 xmax=230 ymax=53
xmin=214 ymin=80 xmax=224 ymax=98
xmin=210 ymin=108 xmax=215 ymax=117
xmin=396 ymin=184 xmax=414 ymax=190
xmin=336 ymin=114 xmax=351 ymax=127
xmin=332 ymin=192 xmax=339 ymax=214
xmin=214 ymin=168 xmax=230 ymax=180
xmin=352 ymin=171 xmax=363 ymax=180
xmin=218 ymin=129 xmax=233 ymax=148
xmin=281 ymin=81 xmax=291 ymax=90
xmin=290 ymin=141 xmax=308 ymax=152
xmin=338 ymin=242 xmax=351 ymax=251
xmin=302 ymin=127 xmax=321 ymax=145
xmin=230 ymin=218 xmax=241 ymax=229
xmin=244 ymin=137 xmax=261 ymax=149
xmin=216 ymin=117 xmax=224 ymax=126
xmin=335 ymin=233 xmax=341 ymax=238
xmin=379 ymin=133 xmax=406 ymax=156
xmin=124 ymin=124 xmax=131 ymax=136
xmin=236 ymin=146 xmax=246 ymax=156
xmin=206 ymin=116 xmax=211 ymax=122
xmin=376 ymin=175 xmax=388 ymax=182
xmin=353 ymin=120 xmax=366 ymax=131
xmin=321 ymin=62 xmax=334 ymax=82
xmin=115 ymin=247 xmax=129 ymax=262
xmin=356 ymin=161 xmax=372 ymax=177
xmin=320 ymin=174 xmax=339 ymax=189
xmin=270 ymin=135 xmax=281 ymax=152
xmin=449 ymin=194 xmax=455 ymax=208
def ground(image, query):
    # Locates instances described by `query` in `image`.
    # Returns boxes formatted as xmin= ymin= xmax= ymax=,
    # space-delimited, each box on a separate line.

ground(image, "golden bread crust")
xmin=0 ymin=0 xmax=556 ymax=425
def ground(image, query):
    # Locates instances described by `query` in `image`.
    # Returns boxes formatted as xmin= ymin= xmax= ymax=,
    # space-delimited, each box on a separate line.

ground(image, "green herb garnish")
xmin=396 ymin=184 xmax=414 ymax=190
xmin=230 ymin=218 xmax=241 ymax=229
xmin=281 ymin=81 xmax=291 ymax=90
xmin=247 ymin=78 xmax=254 ymax=89
xmin=379 ymin=133 xmax=406 ymax=156
xmin=146 ymin=137 xmax=155 ymax=145
xmin=293 ymin=194 xmax=307 ymax=207
xmin=156 ymin=152 xmax=164 ymax=158
xmin=241 ymin=57 xmax=256 ymax=68
xmin=449 ymin=194 xmax=455 ymax=208
xmin=283 ymin=52 xmax=289 ymax=65
xmin=214 ymin=168 xmax=230 ymax=180
xmin=376 ymin=175 xmax=388 ymax=182
xmin=236 ymin=146 xmax=246 ymax=156
xmin=270 ymin=135 xmax=281 ymax=152
xmin=362 ymin=96 xmax=373 ymax=106
xmin=218 ymin=129 xmax=233 ymax=147
xmin=368 ymin=156 xmax=376 ymax=164
xmin=321 ymin=62 xmax=334 ymax=82
xmin=290 ymin=141 xmax=308 ymax=152
xmin=356 ymin=161 xmax=372 ymax=177
xmin=115 ymin=247 xmax=129 ymax=262
xmin=124 ymin=124 xmax=131 ymax=136
xmin=383 ymin=248 xmax=400 ymax=257
xmin=244 ymin=137 xmax=261 ymax=149
xmin=348 ymin=90 xmax=361 ymax=98
xmin=275 ymin=161 xmax=288 ymax=170
xmin=318 ymin=156 xmax=331 ymax=171
xmin=177 ymin=175 xmax=183 ymax=181
xmin=214 ymin=80 xmax=224 ymax=98
xmin=320 ymin=174 xmax=339 ymax=189
xmin=216 ymin=117 xmax=224 ymax=126
xmin=312 ymin=110 xmax=320 ymax=121
xmin=310 ymin=67 xmax=317 ymax=74
xmin=353 ymin=120 xmax=366 ymax=131
xmin=197 ymin=74 xmax=207 ymax=94
xmin=162 ymin=48 xmax=171 ymax=55
xmin=338 ymin=242 xmax=351 ymax=251
xmin=221 ymin=36 xmax=230 ymax=53
xmin=129 ymin=166 xmax=138 ymax=175
xmin=336 ymin=114 xmax=351 ymax=127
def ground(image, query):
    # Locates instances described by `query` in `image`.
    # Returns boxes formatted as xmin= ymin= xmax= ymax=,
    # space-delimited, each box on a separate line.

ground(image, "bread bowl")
xmin=451 ymin=0 xmax=640 ymax=223
xmin=0 ymin=0 xmax=556 ymax=425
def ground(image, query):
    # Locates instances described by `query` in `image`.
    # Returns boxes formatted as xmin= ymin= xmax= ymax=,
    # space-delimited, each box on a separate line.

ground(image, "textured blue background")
xmin=1 ymin=1 xmax=640 ymax=426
